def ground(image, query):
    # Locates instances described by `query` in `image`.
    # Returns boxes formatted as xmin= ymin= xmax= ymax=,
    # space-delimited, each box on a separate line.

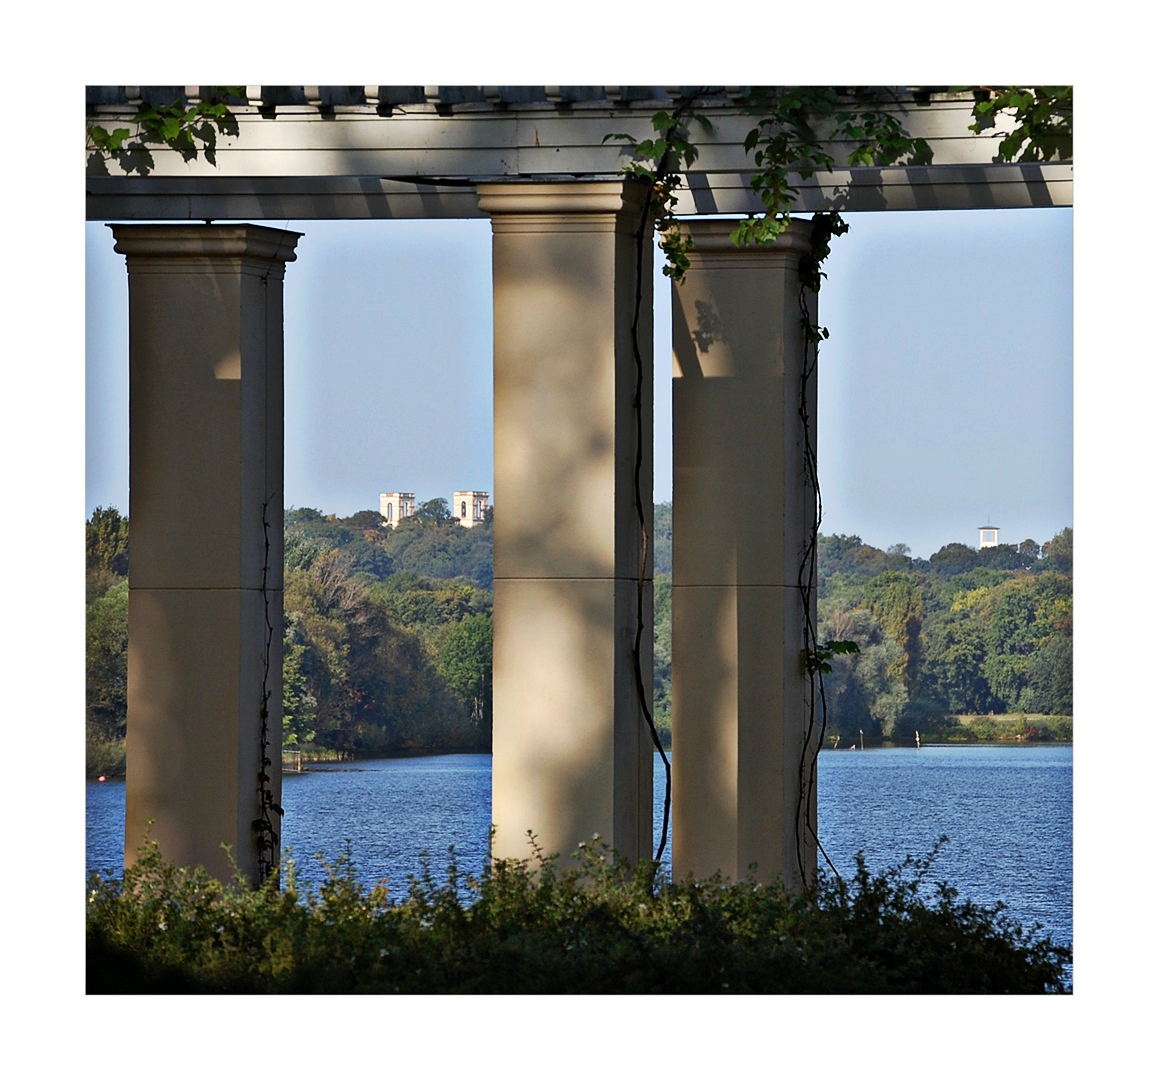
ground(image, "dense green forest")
xmin=649 ymin=505 xmax=1072 ymax=744
xmin=86 ymin=502 xmax=1072 ymax=774
xmin=86 ymin=501 xmax=495 ymax=773
xmin=812 ymin=529 xmax=1072 ymax=742
xmin=279 ymin=501 xmax=493 ymax=755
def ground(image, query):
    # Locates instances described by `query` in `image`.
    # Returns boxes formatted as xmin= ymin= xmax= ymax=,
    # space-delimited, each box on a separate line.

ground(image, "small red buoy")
xmin=98 ymin=775 xmax=107 ymax=782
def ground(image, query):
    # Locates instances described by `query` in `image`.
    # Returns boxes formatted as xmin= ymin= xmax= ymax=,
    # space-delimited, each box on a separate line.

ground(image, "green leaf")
xmin=729 ymin=221 xmax=756 ymax=247
xmin=91 ymin=126 xmax=131 ymax=152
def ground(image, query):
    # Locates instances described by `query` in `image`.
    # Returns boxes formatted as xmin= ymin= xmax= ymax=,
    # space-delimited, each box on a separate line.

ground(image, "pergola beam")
xmin=86 ymin=90 xmax=1072 ymax=220
xmin=85 ymin=162 xmax=1071 ymax=221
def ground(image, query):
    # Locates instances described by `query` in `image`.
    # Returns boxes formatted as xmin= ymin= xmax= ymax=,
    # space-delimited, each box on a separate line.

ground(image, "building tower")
xmin=978 ymin=524 xmax=1000 ymax=548
xmin=453 ymin=490 xmax=489 ymax=528
xmin=380 ymin=492 xmax=415 ymax=528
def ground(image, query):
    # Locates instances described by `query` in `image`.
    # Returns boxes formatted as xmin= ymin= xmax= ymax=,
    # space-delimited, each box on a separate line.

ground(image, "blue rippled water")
xmin=87 ymin=743 xmax=1072 ymax=957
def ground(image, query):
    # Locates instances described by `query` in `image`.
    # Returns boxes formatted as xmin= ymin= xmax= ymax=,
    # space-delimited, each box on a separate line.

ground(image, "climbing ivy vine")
xmin=608 ymin=85 xmax=1071 ymax=280
xmin=963 ymin=85 xmax=1073 ymax=163
xmin=607 ymin=87 xmax=933 ymax=284
xmin=730 ymin=87 xmax=931 ymax=248
xmin=86 ymin=86 xmax=242 ymax=176
xmin=604 ymin=92 xmax=712 ymax=281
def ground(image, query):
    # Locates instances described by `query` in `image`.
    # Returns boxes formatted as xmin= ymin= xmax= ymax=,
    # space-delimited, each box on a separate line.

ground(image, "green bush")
xmin=87 ymin=836 xmax=1070 ymax=994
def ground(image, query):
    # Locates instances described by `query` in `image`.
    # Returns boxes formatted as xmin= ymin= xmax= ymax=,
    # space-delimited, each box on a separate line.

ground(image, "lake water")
xmin=87 ymin=744 xmax=1072 ymax=959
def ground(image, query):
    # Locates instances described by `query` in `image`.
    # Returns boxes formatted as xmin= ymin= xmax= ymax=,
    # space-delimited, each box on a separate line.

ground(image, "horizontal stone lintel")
xmin=87 ymin=163 xmax=1072 ymax=221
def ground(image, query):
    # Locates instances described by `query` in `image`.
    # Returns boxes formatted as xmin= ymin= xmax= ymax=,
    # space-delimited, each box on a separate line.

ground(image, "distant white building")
xmin=380 ymin=492 xmax=415 ymax=528
xmin=454 ymin=490 xmax=490 ymax=528
xmin=978 ymin=525 xmax=1000 ymax=548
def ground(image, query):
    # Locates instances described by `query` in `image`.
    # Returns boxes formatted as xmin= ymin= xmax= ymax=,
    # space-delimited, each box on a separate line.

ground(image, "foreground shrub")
xmin=86 ymin=836 xmax=1071 ymax=994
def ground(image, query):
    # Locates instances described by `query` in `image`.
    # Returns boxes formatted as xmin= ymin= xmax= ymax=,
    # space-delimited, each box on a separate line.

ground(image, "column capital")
xmin=680 ymin=217 xmax=813 ymax=263
xmin=477 ymin=178 xmax=650 ymax=220
xmin=109 ymin=223 xmax=302 ymax=268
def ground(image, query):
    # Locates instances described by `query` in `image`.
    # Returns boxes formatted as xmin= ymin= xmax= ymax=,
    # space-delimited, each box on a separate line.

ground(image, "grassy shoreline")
xmin=822 ymin=713 xmax=1072 ymax=751
xmin=941 ymin=713 xmax=1072 ymax=743
xmin=89 ymin=713 xmax=1072 ymax=777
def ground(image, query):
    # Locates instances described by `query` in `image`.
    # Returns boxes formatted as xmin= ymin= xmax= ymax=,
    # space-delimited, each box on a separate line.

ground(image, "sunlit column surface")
xmin=478 ymin=181 xmax=654 ymax=865
xmin=111 ymin=224 xmax=300 ymax=885
xmin=671 ymin=218 xmax=816 ymax=886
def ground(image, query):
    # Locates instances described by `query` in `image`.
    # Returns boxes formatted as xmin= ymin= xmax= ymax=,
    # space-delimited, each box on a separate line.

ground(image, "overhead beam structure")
xmin=87 ymin=87 xmax=1071 ymax=220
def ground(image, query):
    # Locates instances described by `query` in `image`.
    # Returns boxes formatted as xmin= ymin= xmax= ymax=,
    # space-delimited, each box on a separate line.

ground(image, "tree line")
xmin=650 ymin=508 xmax=1072 ymax=745
xmin=86 ymin=502 xmax=1072 ymax=773
xmin=280 ymin=500 xmax=493 ymax=755
xmin=85 ymin=501 xmax=494 ymax=774
xmin=811 ymin=528 xmax=1072 ymax=742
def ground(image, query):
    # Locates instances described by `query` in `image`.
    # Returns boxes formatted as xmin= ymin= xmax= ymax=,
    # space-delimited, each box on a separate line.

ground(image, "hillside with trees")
xmin=650 ymin=508 xmax=1071 ymax=746
xmin=86 ymin=501 xmax=494 ymax=774
xmin=281 ymin=500 xmax=495 ymax=756
xmin=812 ymin=527 xmax=1072 ymax=743
xmin=86 ymin=502 xmax=1071 ymax=773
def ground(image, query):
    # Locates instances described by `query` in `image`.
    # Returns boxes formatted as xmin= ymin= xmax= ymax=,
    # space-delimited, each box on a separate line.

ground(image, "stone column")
xmin=670 ymin=218 xmax=817 ymax=887
xmin=477 ymin=181 xmax=654 ymax=866
xmin=110 ymin=224 xmax=301 ymax=886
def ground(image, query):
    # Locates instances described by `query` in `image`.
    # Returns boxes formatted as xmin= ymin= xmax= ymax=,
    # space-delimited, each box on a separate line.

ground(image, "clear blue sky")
xmin=85 ymin=206 xmax=1072 ymax=560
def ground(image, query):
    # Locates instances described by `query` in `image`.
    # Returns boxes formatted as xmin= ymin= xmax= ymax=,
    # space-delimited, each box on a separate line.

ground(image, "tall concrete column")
xmin=110 ymin=224 xmax=300 ymax=885
xmin=671 ymin=218 xmax=817 ymax=887
xmin=477 ymin=181 xmax=654 ymax=865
